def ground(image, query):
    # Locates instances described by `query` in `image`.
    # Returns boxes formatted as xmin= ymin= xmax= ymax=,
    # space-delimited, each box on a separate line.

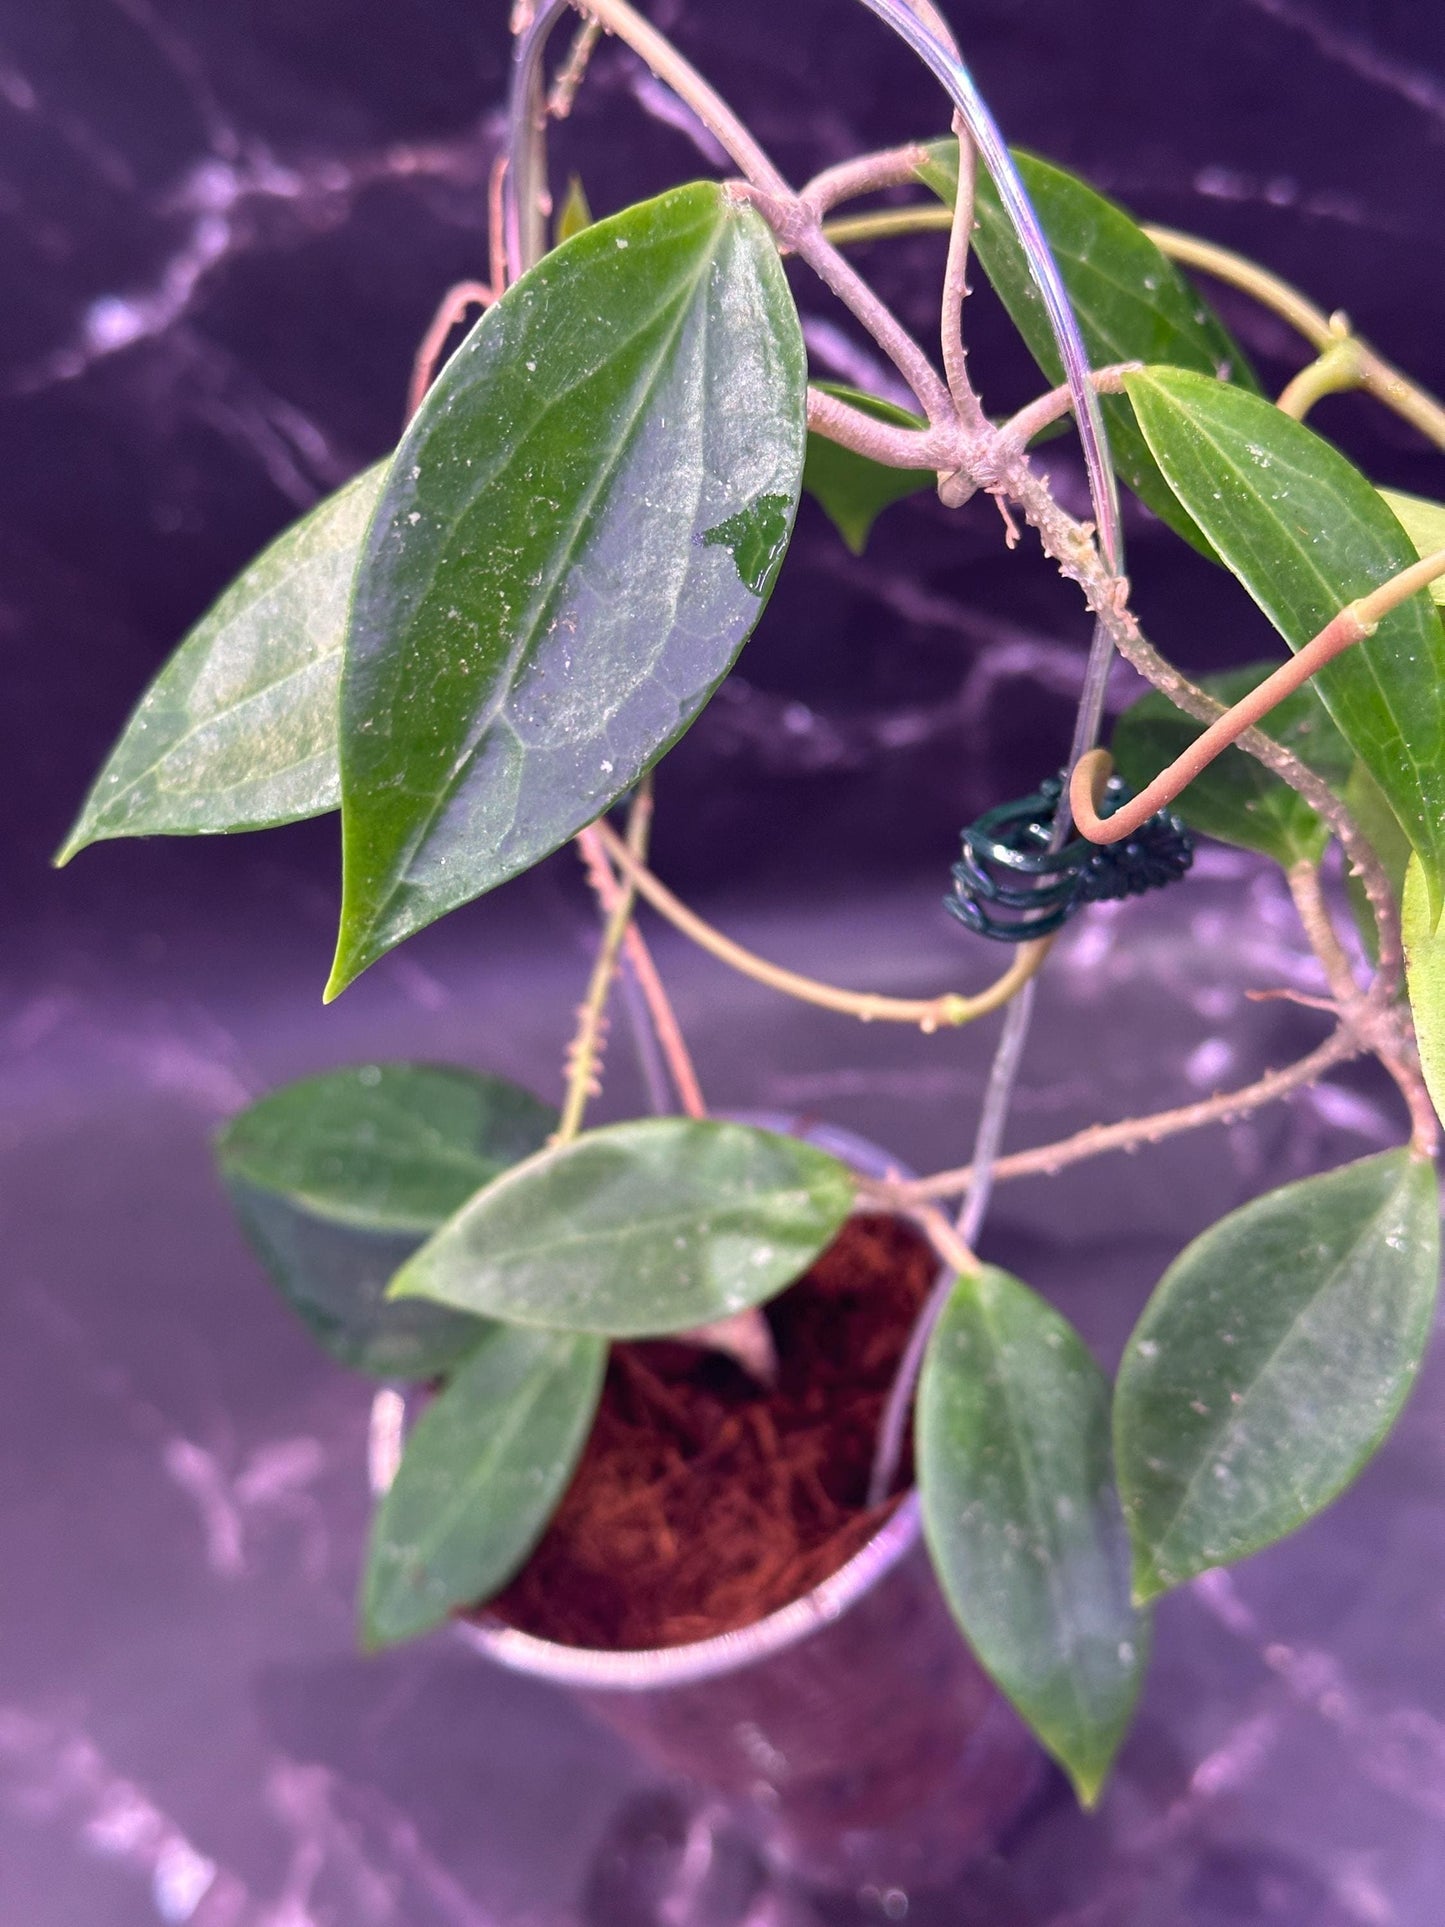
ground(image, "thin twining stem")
xmin=556 ymin=785 xmax=654 ymax=1142
xmin=744 ymin=183 xmax=956 ymax=427
xmin=1069 ymin=543 xmax=1445 ymax=846
xmin=575 ymin=825 xmax=706 ymax=1120
xmin=546 ymin=14 xmax=600 ymax=118
xmin=940 ymin=114 xmax=984 ymax=431
xmin=866 ymin=1198 xmax=981 ymax=1499
xmin=404 ymin=157 xmax=510 ymax=421
xmin=1147 ymin=226 xmax=1338 ymax=347
xmin=406 ymin=282 xmax=493 ymax=422
xmin=509 ymin=0 xmax=787 ymax=271
xmin=527 ymin=10 xmax=1405 ymax=1051
xmin=866 ymin=977 xmax=1035 ymax=1504
xmin=565 ymin=0 xmax=788 ymax=196
xmin=592 ymin=818 xmax=1050 ymax=1030
xmin=822 ymin=203 xmax=952 ymax=247
xmin=1286 ymin=859 xmax=1439 ymax=1156
xmin=877 ymin=1026 xmax=1363 ymax=1208
xmin=1145 ymin=226 xmax=1445 ymax=456
xmin=529 ymin=4 xmax=958 ymax=425
xmin=997 ymin=362 xmax=1138 ymax=448
xmin=812 ymin=196 xmax=1445 ymax=458
xmin=852 ymin=0 xmax=1124 ymax=578
xmin=1104 ymin=625 xmax=1404 ymax=988
xmin=486 ymin=151 xmax=510 ymax=296
xmin=806 ymin=385 xmax=934 ymax=465
xmin=1284 ymin=858 xmax=1363 ymax=1006
xmin=1276 ymin=337 xmax=1366 ymax=422
xmin=798 ymin=143 xmax=932 ymax=218
xmin=911 ymin=1205 xmax=979 ymax=1279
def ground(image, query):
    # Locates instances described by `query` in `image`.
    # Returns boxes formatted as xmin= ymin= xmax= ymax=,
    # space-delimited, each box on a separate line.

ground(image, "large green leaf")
xmin=918 ymin=145 xmax=1257 ymax=554
xmin=362 ymin=1323 xmax=605 ymax=1646
xmin=329 ymin=182 xmax=807 ymax=996
xmin=802 ymin=382 xmax=933 ymax=553
xmin=1115 ymin=1150 xmax=1440 ymax=1602
xmin=389 ymin=1117 xmax=855 ymax=1337
xmin=1111 ymin=663 xmax=1352 ymax=869
xmin=1379 ymin=489 xmax=1445 ymax=606
xmin=57 ymin=464 xmax=384 ymax=863
xmin=1403 ymin=853 xmax=1445 ymax=1127
xmin=216 ymin=1063 xmax=556 ymax=1377
xmin=1124 ymin=367 xmax=1445 ymax=922
xmin=918 ymin=1269 xmax=1148 ymax=1804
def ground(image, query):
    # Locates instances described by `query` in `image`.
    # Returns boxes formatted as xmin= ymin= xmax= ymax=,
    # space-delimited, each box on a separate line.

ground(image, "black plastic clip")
xmin=945 ymin=772 xmax=1194 ymax=942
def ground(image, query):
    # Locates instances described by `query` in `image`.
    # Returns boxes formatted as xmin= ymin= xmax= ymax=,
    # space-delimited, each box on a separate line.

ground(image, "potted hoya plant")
xmin=56 ymin=0 xmax=1445 ymax=1889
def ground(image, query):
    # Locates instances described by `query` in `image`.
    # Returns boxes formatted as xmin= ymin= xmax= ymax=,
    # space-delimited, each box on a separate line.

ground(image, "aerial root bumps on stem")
xmin=876 ymin=1027 xmax=1365 ymax=1209
xmin=567 ymin=812 xmax=706 ymax=1130
xmin=555 ymin=789 xmax=655 ymax=1144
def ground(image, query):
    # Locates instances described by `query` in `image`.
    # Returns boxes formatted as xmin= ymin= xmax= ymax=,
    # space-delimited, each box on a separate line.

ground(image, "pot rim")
xmin=369 ymin=1111 xmax=926 ymax=1692
xmin=454 ymin=1490 xmax=921 ymax=1689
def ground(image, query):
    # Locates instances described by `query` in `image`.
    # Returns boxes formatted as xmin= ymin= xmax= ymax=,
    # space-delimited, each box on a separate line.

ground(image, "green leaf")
xmin=1403 ymin=853 xmax=1445 ymax=1127
xmin=216 ymin=1064 xmax=557 ymax=1376
xmin=362 ymin=1323 xmax=605 ymax=1646
xmin=329 ymin=182 xmax=806 ymax=997
xmin=918 ymin=1269 xmax=1148 ymax=1804
xmin=1379 ymin=489 xmax=1445 ymax=605
xmin=918 ymin=145 xmax=1258 ymax=554
xmin=390 ymin=1117 xmax=855 ymax=1337
xmin=1124 ymin=367 xmax=1445 ymax=922
xmin=1111 ymin=662 xmax=1352 ymax=868
xmin=1343 ymin=760 xmax=1412 ymax=963
xmin=57 ymin=464 xmax=384 ymax=864
xmin=802 ymin=382 xmax=933 ymax=553
xmin=1115 ymin=1150 xmax=1440 ymax=1602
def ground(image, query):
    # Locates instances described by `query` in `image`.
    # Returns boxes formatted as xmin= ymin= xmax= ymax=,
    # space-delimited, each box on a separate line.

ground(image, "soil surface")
xmin=488 ymin=1213 xmax=934 ymax=1650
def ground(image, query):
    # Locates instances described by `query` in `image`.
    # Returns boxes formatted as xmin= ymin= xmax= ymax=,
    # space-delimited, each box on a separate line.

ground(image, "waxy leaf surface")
xmin=1125 ymin=367 xmax=1445 ymax=921
xmin=1403 ymin=854 xmax=1445 ymax=1127
xmin=217 ymin=1063 xmax=556 ymax=1377
xmin=362 ymin=1323 xmax=605 ymax=1646
xmin=1111 ymin=663 xmax=1351 ymax=869
xmin=59 ymin=464 xmax=384 ymax=862
xmin=331 ymin=182 xmax=806 ymax=994
xmin=919 ymin=1268 xmax=1148 ymax=1804
xmin=389 ymin=1118 xmax=855 ymax=1337
xmin=802 ymin=383 xmax=932 ymax=553
xmin=918 ymin=145 xmax=1257 ymax=553
xmin=1115 ymin=1150 xmax=1440 ymax=1601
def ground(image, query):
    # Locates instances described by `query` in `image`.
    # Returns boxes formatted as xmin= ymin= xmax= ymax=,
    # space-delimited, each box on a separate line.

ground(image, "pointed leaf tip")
xmin=919 ymin=1269 xmax=1148 ymax=1804
xmin=59 ymin=462 xmax=386 ymax=866
xmin=333 ymin=181 xmax=806 ymax=979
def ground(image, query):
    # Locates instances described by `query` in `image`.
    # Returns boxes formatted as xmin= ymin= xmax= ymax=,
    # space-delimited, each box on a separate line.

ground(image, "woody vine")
xmin=58 ymin=0 xmax=1445 ymax=1805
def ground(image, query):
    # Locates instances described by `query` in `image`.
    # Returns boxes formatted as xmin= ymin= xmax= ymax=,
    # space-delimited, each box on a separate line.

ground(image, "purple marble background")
xmin=4 ymin=2 xmax=1445 ymax=1921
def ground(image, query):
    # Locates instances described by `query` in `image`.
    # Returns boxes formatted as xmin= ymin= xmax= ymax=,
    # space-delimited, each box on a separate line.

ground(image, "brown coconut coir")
xmin=487 ymin=1212 xmax=934 ymax=1651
